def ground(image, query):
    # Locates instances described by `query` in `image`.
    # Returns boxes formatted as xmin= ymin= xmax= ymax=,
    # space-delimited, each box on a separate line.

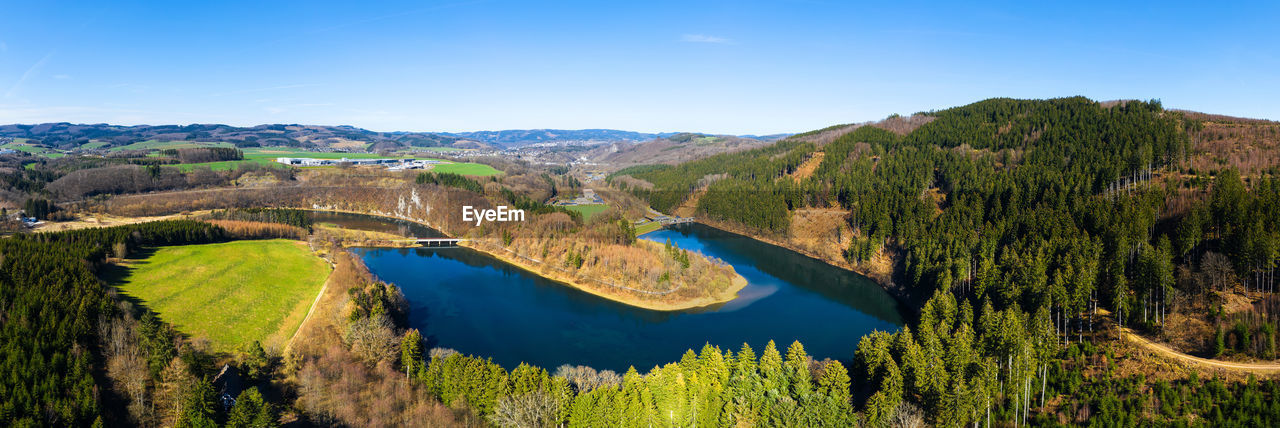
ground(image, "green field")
xmin=114 ymin=239 xmax=330 ymax=351
xmin=565 ymin=203 xmax=610 ymax=220
xmin=171 ymin=157 xmax=289 ymax=172
xmin=242 ymin=148 xmax=404 ymax=159
xmin=79 ymin=140 xmax=110 ymax=149
xmin=2 ymin=140 xmax=65 ymax=158
xmin=429 ymin=161 xmax=501 ymax=176
xmin=635 ymin=221 xmax=664 ymax=235
xmin=109 ymin=140 xmax=233 ymax=152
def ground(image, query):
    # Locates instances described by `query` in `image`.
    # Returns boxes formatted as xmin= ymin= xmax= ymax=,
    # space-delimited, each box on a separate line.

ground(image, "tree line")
xmin=159 ymin=147 xmax=244 ymax=164
xmin=0 ymin=220 xmax=285 ymax=427
xmin=204 ymin=207 xmax=314 ymax=231
xmin=416 ymin=171 xmax=483 ymax=193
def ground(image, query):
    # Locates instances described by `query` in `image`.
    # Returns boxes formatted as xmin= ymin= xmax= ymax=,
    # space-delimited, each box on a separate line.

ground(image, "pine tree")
xmin=175 ymin=378 xmax=217 ymax=428
xmin=401 ymin=329 xmax=424 ymax=378
xmin=759 ymin=340 xmax=785 ymax=394
xmin=226 ymin=387 xmax=279 ymax=428
xmin=784 ymin=341 xmax=812 ymax=398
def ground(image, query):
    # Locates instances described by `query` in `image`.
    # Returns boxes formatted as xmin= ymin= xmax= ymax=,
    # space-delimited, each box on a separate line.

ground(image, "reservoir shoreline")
xmin=306 ymin=209 xmax=748 ymax=311
xmin=687 ymin=217 xmax=923 ymax=311
xmin=353 ymin=222 xmax=903 ymax=371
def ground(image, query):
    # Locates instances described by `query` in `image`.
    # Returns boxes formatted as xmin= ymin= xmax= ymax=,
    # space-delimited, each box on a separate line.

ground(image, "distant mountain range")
xmin=441 ymin=129 xmax=677 ymax=146
xmin=0 ymin=122 xmax=790 ymax=151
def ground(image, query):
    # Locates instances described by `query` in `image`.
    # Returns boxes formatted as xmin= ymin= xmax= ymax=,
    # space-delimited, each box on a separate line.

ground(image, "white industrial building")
xmin=275 ymin=157 xmax=443 ymax=169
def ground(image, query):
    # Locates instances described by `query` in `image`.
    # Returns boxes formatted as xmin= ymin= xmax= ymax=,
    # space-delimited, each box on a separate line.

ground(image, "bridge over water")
xmin=390 ymin=238 xmax=468 ymax=247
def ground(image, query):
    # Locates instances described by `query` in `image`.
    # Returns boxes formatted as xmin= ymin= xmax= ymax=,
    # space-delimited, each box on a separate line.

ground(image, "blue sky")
xmin=0 ymin=1 xmax=1276 ymax=135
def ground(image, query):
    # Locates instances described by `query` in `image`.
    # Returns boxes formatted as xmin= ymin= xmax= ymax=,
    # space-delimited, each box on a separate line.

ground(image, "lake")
xmin=334 ymin=212 xmax=904 ymax=372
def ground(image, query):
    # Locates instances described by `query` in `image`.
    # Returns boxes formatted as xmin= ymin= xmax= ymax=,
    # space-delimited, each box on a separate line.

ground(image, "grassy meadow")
xmin=634 ymin=221 xmax=664 ymax=235
xmin=169 ymin=147 xmax=503 ymax=175
xmin=428 ymin=161 xmax=501 ymax=176
xmin=2 ymin=139 xmax=65 ymax=158
xmin=115 ymin=239 xmax=330 ymax=352
xmin=108 ymin=140 xmax=234 ymax=152
xmin=564 ymin=203 xmax=610 ymax=221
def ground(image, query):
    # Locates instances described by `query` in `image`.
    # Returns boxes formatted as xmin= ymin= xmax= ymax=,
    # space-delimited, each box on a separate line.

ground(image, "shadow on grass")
xmin=98 ymin=247 xmax=159 ymax=285
xmin=97 ymin=247 xmax=203 ymax=351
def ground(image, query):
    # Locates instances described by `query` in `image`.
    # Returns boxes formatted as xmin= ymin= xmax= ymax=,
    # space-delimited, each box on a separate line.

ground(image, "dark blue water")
xmin=351 ymin=220 xmax=903 ymax=372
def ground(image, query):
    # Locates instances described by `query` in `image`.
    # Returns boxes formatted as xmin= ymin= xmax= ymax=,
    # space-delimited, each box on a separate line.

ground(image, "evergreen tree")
xmin=401 ymin=329 xmax=424 ymax=377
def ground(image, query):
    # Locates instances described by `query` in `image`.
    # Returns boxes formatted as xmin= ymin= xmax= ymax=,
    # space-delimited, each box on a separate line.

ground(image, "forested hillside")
xmin=611 ymin=97 xmax=1280 ymax=425
xmin=0 ymin=122 xmax=468 ymax=150
xmin=0 ymin=221 xmax=257 ymax=426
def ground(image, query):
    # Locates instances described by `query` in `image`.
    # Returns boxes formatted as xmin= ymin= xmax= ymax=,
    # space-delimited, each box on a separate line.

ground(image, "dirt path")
xmin=284 ymin=264 xmax=332 ymax=354
xmin=1119 ymin=326 xmax=1280 ymax=375
xmin=35 ymin=212 xmax=193 ymax=232
xmin=787 ymin=151 xmax=824 ymax=182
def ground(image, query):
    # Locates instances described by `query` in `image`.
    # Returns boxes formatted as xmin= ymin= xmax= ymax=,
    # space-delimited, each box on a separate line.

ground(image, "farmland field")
xmin=79 ymin=140 xmax=110 ymax=149
xmin=429 ymin=161 xmax=501 ymax=176
xmin=108 ymin=140 xmax=234 ymax=151
xmin=170 ymin=157 xmax=288 ymax=172
xmin=113 ymin=239 xmax=330 ymax=352
xmin=2 ymin=140 xmax=65 ymax=158
xmin=634 ymin=221 xmax=663 ymax=235
xmin=564 ymin=203 xmax=610 ymax=220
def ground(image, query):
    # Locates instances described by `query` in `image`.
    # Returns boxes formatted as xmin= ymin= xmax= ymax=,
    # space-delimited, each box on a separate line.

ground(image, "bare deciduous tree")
xmin=489 ymin=391 xmax=561 ymax=428
xmin=1203 ymin=252 xmax=1237 ymax=292
xmin=343 ymin=314 xmax=399 ymax=364
xmin=553 ymin=365 xmax=621 ymax=393
xmin=889 ymin=401 xmax=926 ymax=428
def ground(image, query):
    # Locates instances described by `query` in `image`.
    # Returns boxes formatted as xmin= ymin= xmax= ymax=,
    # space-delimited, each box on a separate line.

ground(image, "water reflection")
xmin=337 ymin=211 xmax=903 ymax=372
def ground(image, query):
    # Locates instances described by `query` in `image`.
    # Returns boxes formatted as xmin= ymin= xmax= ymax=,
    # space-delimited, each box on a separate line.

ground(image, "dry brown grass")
xmin=922 ymin=187 xmax=946 ymax=216
xmin=286 ymin=250 xmax=367 ymax=359
xmin=35 ymin=212 xmax=195 ymax=232
xmin=672 ymin=187 xmax=706 ymax=218
xmin=786 ymin=208 xmax=852 ymax=263
xmin=1161 ymin=309 xmax=1214 ymax=356
xmin=787 ymin=151 xmax=824 ymax=182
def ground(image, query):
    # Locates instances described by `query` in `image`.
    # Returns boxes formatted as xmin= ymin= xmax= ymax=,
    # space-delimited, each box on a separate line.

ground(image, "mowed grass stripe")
xmin=118 ymin=240 xmax=330 ymax=352
xmin=564 ymin=204 xmax=609 ymax=221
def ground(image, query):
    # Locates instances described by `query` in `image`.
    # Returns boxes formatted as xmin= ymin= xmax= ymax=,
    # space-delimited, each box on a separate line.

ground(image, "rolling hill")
xmin=0 ymin=123 xmax=790 ymax=153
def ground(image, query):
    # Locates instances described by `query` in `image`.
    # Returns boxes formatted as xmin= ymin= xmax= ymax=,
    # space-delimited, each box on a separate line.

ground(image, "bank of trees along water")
xmin=416 ymin=339 xmax=858 ymax=427
xmin=612 ymin=97 xmax=1280 ymax=425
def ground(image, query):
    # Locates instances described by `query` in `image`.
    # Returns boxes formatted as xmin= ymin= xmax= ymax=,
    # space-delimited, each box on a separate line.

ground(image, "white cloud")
xmin=53 ymin=74 xmax=71 ymax=80
xmin=681 ymin=34 xmax=732 ymax=44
